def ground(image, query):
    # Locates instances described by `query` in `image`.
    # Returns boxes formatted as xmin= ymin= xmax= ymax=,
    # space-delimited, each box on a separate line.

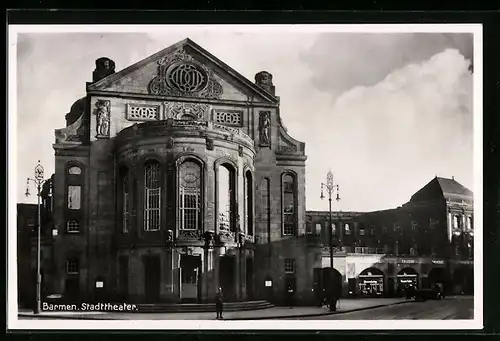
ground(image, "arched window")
xmin=467 ymin=216 xmax=473 ymax=230
xmin=179 ymin=160 xmax=202 ymax=230
xmin=282 ymin=173 xmax=297 ymax=236
xmin=218 ymin=164 xmax=236 ymax=232
xmin=121 ymin=169 xmax=130 ymax=233
xmin=67 ymin=164 xmax=83 ymax=211
xmin=245 ymin=170 xmax=254 ymax=236
xmin=68 ymin=166 xmax=82 ymax=175
xmin=144 ymin=162 xmax=161 ymax=231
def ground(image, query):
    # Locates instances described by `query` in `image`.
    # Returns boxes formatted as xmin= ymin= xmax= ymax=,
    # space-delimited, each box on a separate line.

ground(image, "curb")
xmin=18 ymin=301 xmax=412 ymax=321
xmin=225 ymin=300 xmax=412 ymax=320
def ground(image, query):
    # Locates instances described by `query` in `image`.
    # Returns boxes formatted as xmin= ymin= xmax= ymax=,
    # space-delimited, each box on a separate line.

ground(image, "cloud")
xmin=300 ymin=33 xmax=473 ymax=98
xmin=304 ymin=48 xmax=473 ymax=212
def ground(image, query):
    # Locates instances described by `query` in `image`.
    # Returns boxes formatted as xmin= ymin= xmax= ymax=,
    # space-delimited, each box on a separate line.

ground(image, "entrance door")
xmin=118 ymin=256 xmax=129 ymax=301
xmin=181 ymin=255 xmax=201 ymax=302
xmin=144 ymin=255 xmax=161 ymax=303
xmin=246 ymin=258 xmax=254 ymax=300
xmin=219 ymin=256 xmax=236 ymax=301
xmin=65 ymin=277 xmax=80 ymax=303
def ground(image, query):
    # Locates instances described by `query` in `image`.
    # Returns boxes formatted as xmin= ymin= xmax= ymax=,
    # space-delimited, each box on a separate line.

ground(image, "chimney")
xmin=92 ymin=57 xmax=116 ymax=83
xmin=255 ymin=71 xmax=275 ymax=95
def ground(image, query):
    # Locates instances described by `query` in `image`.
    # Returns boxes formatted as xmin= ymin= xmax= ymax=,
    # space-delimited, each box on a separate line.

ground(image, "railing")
xmin=117 ymin=119 xmax=254 ymax=146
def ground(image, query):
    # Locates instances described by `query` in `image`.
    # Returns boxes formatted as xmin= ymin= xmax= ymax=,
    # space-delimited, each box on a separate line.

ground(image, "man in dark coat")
xmin=286 ymin=285 xmax=295 ymax=308
xmin=215 ymin=287 xmax=224 ymax=319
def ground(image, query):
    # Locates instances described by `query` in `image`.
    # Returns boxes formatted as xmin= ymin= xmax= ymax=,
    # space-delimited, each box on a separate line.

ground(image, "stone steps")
xmin=135 ymin=300 xmax=274 ymax=313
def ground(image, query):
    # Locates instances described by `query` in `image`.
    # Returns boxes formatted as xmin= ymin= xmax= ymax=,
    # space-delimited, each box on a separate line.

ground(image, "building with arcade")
xmin=305 ymin=176 xmax=474 ymax=299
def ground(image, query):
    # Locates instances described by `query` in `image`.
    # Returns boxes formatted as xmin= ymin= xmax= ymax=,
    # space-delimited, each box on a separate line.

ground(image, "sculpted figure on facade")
xmin=259 ymin=111 xmax=271 ymax=147
xmin=94 ymin=100 xmax=110 ymax=138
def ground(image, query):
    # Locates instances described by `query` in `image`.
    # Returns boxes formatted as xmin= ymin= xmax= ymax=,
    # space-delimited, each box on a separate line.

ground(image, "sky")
xmin=13 ymin=26 xmax=476 ymax=212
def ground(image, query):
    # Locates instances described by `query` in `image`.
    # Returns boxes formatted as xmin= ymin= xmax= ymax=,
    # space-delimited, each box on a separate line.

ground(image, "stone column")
xmin=447 ymin=211 xmax=452 ymax=243
xmin=235 ymin=249 xmax=241 ymax=301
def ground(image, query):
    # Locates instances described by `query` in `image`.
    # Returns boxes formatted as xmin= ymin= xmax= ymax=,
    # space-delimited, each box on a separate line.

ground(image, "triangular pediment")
xmin=87 ymin=38 xmax=278 ymax=104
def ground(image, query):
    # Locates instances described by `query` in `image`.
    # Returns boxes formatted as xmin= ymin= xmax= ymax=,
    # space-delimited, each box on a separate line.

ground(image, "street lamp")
xmin=320 ymin=170 xmax=340 ymax=270
xmin=320 ymin=170 xmax=340 ymax=312
xmin=25 ymin=160 xmax=47 ymax=314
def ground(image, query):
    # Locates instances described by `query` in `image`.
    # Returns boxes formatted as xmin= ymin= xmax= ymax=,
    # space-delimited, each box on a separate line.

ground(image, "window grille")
xmin=66 ymin=220 xmax=80 ymax=233
xmin=179 ymin=161 xmax=201 ymax=230
xmin=284 ymin=259 xmax=295 ymax=273
xmin=66 ymin=259 xmax=79 ymax=274
xmin=144 ymin=163 xmax=161 ymax=231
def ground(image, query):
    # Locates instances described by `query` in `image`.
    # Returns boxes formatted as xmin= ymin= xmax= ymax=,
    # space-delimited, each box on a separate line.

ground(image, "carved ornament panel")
xmin=148 ymin=48 xmax=223 ymax=99
xmin=126 ymin=104 xmax=160 ymax=121
xmin=164 ymin=101 xmax=210 ymax=120
xmin=212 ymin=110 xmax=243 ymax=126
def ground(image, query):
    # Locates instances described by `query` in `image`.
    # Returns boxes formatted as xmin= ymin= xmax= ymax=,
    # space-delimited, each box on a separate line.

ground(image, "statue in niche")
xmin=95 ymin=100 xmax=110 ymax=138
xmin=206 ymin=138 xmax=214 ymax=151
xmin=259 ymin=111 xmax=271 ymax=147
xmin=166 ymin=136 xmax=174 ymax=149
xmin=238 ymin=145 xmax=243 ymax=157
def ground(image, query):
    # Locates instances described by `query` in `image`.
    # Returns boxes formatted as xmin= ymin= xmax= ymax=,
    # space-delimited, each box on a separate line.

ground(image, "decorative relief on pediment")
xmin=178 ymin=229 xmax=202 ymax=240
xmin=212 ymin=110 xmax=243 ymax=126
xmin=126 ymin=104 xmax=160 ymax=121
xmin=163 ymin=101 xmax=210 ymax=120
xmin=148 ymin=48 xmax=223 ymax=99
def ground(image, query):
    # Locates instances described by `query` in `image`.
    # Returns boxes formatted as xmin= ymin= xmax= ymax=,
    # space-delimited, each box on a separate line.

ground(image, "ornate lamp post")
xmin=320 ymin=170 xmax=340 ymax=311
xmin=25 ymin=160 xmax=47 ymax=314
xmin=320 ymin=170 xmax=340 ymax=269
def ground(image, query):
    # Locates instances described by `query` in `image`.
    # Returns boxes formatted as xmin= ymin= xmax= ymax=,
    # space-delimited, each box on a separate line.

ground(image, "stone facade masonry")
xmin=48 ymin=39 xmax=308 ymax=304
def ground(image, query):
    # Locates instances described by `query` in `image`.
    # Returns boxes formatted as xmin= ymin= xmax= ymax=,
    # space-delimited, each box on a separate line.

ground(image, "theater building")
xmin=47 ymin=38 xmax=307 ymax=303
xmin=305 ymin=176 xmax=474 ymax=299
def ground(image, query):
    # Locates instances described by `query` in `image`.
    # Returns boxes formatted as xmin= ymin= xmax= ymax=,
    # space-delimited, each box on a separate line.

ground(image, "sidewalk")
xmin=18 ymin=297 xmax=411 ymax=320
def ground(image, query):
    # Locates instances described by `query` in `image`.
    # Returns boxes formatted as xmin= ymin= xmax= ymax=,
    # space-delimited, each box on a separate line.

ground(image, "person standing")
xmin=286 ymin=284 xmax=295 ymax=308
xmin=215 ymin=287 xmax=224 ymax=319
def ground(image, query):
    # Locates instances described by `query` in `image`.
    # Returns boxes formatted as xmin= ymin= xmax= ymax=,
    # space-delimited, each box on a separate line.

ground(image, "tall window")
xmin=282 ymin=173 xmax=296 ymax=236
xmin=67 ymin=165 xmax=83 ymax=210
xmin=144 ymin=162 xmax=161 ymax=231
xmin=179 ymin=161 xmax=202 ymax=230
xmin=122 ymin=169 xmax=130 ymax=233
xmin=218 ymin=164 xmax=235 ymax=232
xmin=245 ymin=171 xmax=254 ymax=236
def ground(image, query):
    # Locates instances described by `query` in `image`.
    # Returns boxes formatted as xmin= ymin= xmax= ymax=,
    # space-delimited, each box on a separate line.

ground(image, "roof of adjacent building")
xmin=435 ymin=177 xmax=473 ymax=196
xmin=410 ymin=176 xmax=473 ymax=203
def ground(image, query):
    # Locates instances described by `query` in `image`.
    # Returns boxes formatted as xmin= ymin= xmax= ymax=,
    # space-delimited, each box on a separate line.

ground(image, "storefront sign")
xmin=458 ymin=260 xmax=473 ymax=265
xmin=95 ymin=281 xmax=104 ymax=288
xmin=432 ymin=260 xmax=445 ymax=265
xmin=399 ymin=259 xmax=417 ymax=264
xmin=265 ymin=280 xmax=272 ymax=287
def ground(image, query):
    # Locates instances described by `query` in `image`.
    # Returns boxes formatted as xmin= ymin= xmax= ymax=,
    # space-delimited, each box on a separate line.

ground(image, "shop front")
xmin=358 ymin=268 xmax=385 ymax=297
xmin=396 ymin=267 xmax=419 ymax=296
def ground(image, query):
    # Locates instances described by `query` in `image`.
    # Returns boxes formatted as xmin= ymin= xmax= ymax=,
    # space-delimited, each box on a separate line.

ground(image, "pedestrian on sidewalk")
xmin=215 ymin=287 xmax=224 ymax=319
xmin=286 ymin=285 xmax=295 ymax=308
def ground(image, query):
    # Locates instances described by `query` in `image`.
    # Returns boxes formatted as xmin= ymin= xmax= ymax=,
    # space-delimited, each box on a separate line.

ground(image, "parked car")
xmin=414 ymin=288 xmax=444 ymax=301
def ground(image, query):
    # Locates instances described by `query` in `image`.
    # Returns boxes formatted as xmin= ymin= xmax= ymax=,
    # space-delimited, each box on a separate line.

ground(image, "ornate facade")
xmin=48 ymin=39 xmax=307 ymax=304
